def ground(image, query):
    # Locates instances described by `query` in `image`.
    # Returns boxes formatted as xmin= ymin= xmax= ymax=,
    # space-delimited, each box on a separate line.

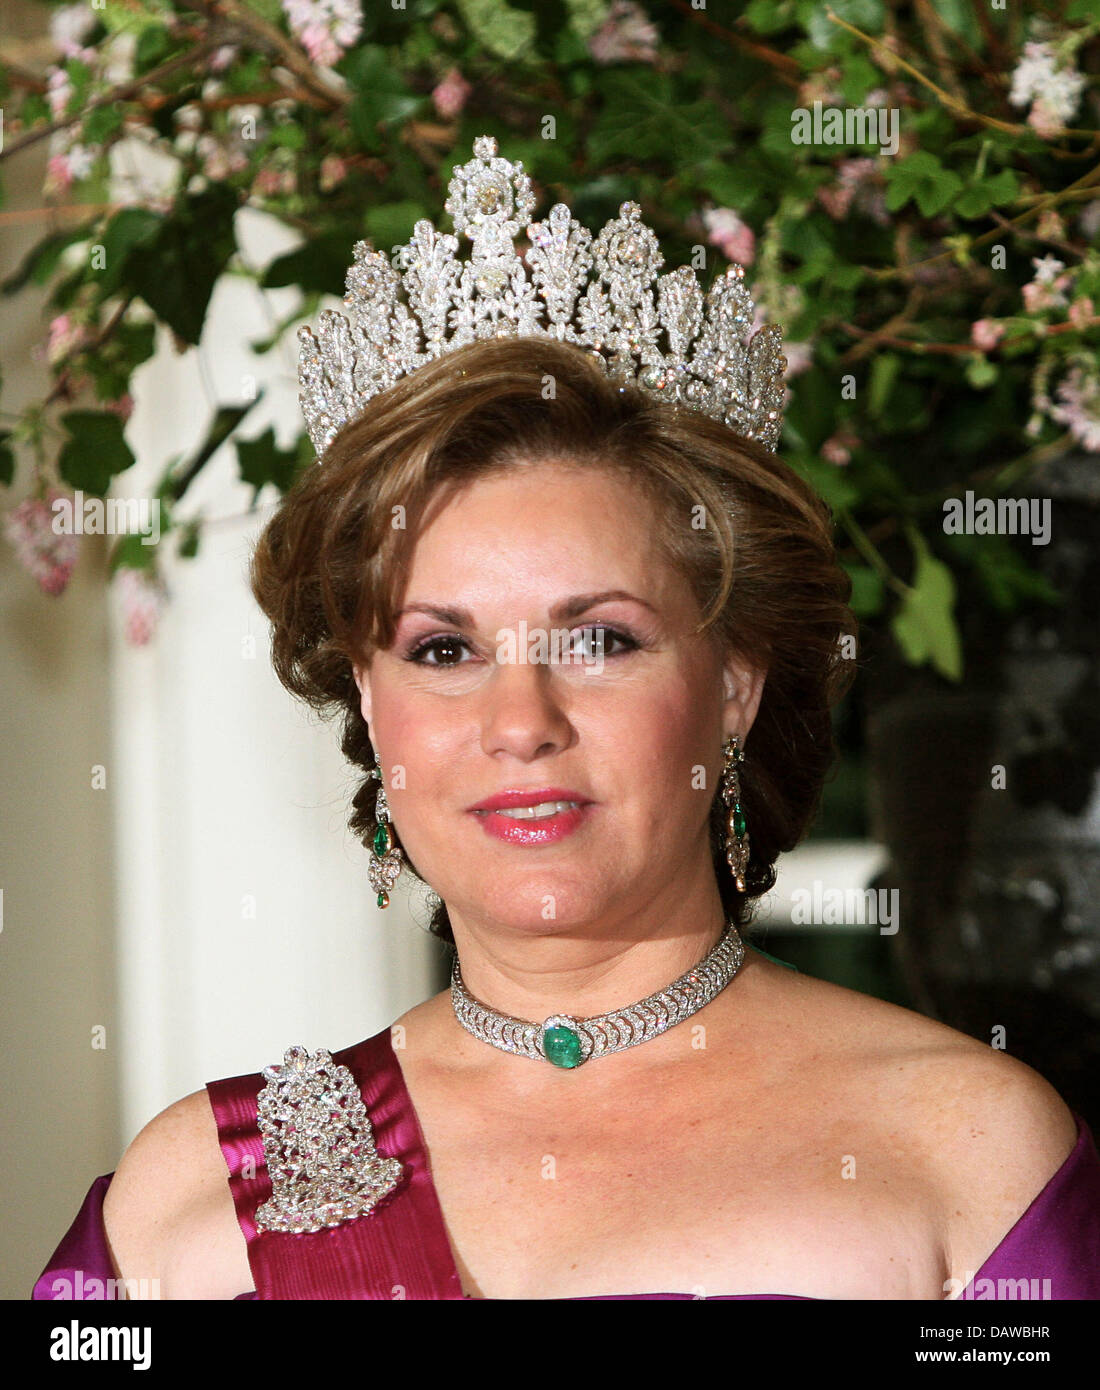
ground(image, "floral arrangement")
xmin=0 ymin=0 xmax=1097 ymax=673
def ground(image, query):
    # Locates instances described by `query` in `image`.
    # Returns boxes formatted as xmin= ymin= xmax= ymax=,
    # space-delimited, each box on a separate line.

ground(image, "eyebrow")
xmin=397 ymin=590 xmax=659 ymax=626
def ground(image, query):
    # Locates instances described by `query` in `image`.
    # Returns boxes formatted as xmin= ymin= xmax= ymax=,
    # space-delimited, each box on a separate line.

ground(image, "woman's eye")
xmin=407 ymin=635 xmax=470 ymax=665
xmin=406 ymin=627 xmax=636 ymax=667
xmin=569 ymin=626 xmax=634 ymax=660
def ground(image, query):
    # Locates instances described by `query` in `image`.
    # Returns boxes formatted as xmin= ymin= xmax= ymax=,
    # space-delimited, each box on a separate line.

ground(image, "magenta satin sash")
xmin=205 ymin=1028 xmax=465 ymax=1300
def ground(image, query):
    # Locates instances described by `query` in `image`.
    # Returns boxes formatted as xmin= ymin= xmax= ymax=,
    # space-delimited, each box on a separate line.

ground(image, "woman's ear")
xmin=721 ymin=652 xmax=766 ymax=741
xmin=352 ymin=661 xmax=373 ymax=725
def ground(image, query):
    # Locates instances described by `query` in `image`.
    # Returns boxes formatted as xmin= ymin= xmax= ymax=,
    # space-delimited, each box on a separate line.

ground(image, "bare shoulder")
xmin=743 ymin=954 xmax=1079 ymax=1273
xmin=103 ymin=1088 xmax=253 ymax=1300
xmin=749 ymin=954 xmax=1076 ymax=1145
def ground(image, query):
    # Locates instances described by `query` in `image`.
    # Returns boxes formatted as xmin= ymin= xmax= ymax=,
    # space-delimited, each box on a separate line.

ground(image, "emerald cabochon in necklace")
xmin=449 ymin=921 xmax=746 ymax=1069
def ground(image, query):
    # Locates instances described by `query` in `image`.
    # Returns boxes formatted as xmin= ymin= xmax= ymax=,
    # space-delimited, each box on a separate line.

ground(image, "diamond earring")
xmin=721 ymin=735 xmax=750 ymax=893
xmin=368 ymin=751 xmax=404 ymax=909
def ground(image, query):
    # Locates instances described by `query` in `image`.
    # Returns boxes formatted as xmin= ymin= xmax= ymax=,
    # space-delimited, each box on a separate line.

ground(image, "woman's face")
xmin=353 ymin=460 xmax=764 ymax=937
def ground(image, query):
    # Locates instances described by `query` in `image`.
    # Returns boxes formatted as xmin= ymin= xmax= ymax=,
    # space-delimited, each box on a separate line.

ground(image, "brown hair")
xmin=249 ymin=335 xmax=857 ymax=945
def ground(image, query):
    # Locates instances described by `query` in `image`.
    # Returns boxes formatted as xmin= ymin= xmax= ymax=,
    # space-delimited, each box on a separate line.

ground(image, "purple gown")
xmin=31 ymin=1025 xmax=1100 ymax=1299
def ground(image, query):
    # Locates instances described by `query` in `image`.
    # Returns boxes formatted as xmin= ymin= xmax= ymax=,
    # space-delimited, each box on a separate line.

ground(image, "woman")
xmin=33 ymin=137 xmax=1100 ymax=1301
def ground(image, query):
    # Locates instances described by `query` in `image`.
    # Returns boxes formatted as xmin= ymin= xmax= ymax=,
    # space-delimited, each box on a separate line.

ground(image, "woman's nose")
xmin=478 ymin=652 xmax=574 ymax=762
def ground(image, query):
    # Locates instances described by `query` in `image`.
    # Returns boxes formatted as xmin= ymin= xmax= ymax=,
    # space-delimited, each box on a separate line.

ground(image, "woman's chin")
xmin=449 ymin=887 xmax=621 ymax=937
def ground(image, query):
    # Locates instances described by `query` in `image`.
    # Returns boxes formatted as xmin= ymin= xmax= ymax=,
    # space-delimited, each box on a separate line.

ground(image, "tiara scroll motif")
xmin=297 ymin=135 xmax=787 ymax=459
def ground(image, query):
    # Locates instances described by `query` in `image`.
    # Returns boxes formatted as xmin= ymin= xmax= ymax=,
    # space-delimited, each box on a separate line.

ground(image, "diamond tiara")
xmin=297 ymin=134 xmax=787 ymax=460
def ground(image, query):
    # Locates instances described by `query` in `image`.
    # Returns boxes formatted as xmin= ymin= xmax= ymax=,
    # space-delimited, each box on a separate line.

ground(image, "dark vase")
xmin=863 ymin=450 xmax=1100 ymax=1130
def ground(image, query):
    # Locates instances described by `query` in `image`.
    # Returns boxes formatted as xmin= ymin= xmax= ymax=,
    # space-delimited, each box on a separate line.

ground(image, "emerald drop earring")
xmin=368 ymin=751 xmax=404 ymax=909
xmin=721 ymin=734 xmax=750 ymax=892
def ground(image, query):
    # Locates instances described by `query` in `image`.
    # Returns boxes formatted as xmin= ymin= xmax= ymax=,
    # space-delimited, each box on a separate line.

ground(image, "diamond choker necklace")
xmin=450 ymin=920 xmax=745 ymax=1069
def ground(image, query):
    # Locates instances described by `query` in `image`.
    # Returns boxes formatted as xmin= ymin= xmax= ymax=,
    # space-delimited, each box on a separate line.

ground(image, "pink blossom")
xmin=1068 ymin=297 xmax=1095 ymax=329
xmin=432 ymin=67 xmax=472 ymax=120
xmin=816 ymin=157 xmax=889 ymax=227
xmin=251 ymin=165 xmax=297 ymax=197
xmin=281 ymin=0 xmax=362 ymax=69
xmin=46 ymin=68 xmax=73 ymax=119
xmin=43 ymin=144 xmax=94 ymax=197
xmin=209 ymin=45 xmax=240 ymax=72
xmin=46 ymin=314 xmax=87 ymax=367
xmin=1009 ymin=39 xmax=1085 ymax=136
xmin=1028 ymin=97 xmax=1066 ymax=139
xmin=701 ymin=208 xmax=755 ymax=266
xmin=797 ymin=66 xmax=843 ymax=108
xmin=970 ymin=319 xmax=1006 ymax=352
xmin=44 ymin=154 xmax=74 ymax=195
xmin=780 ymin=341 xmax=814 ymax=379
xmin=319 ymin=154 xmax=348 ymax=192
xmin=1079 ymin=200 xmax=1100 ymax=242
xmin=201 ymin=141 xmax=236 ymax=180
xmin=1022 ymin=255 xmax=1072 ymax=313
xmin=299 ymin=22 xmax=341 ymax=67
xmin=588 ymin=1 xmax=659 ymax=65
xmin=116 ymin=567 xmax=168 ymax=646
xmin=1049 ymin=366 xmax=1100 ymax=452
xmin=821 ymin=430 xmax=859 ymax=466
xmin=1035 ymin=207 xmax=1066 ymax=242
xmin=3 ymin=489 xmax=80 ymax=596
xmin=50 ymin=4 xmax=97 ymax=59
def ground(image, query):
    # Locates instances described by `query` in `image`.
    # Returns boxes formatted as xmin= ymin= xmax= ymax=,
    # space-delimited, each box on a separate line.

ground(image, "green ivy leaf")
xmin=19 ymin=93 xmax=50 ymax=130
xmin=943 ymin=532 xmax=1062 ymax=612
xmin=890 ymin=531 xmax=961 ymax=680
xmin=97 ymin=207 xmax=163 ymax=296
xmin=790 ymin=455 xmax=860 ymax=512
xmin=108 ymin=528 xmax=161 ymax=574
xmin=83 ymin=103 xmax=125 ymax=147
xmin=868 ymin=352 xmax=900 ymax=419
xmin=830 ymin=264 xmax=865 ymax=289
xmin=344 ymin=46 xmax=425 ymax=151
xmin=454 ymin=0 xmax=537 ymax=59
xmin=134 ymin=23 xmax=173 ymax=73
xmin=884 ymin=151 xmax=964 ymax=218
xmin=57 ymin=410 xmax=136 ymax=495
xmin=745 ymin=0 xmax=794 ymax=34
xmin=842 ymin=560 xmax=885 ymax=616
xmin=64 ymin=58 xmax=93 ymax=115
xmin=269 ymin=122 xmax=306 ymax=150
xmin=236 ymin=426 xmax=303 ymax=495
xmin=800 ymin=0 xmax=884 ymax=50
xmin=562 ymin=0 xmax=612 ymax=42
xmin=587 ymin=72 xmax=730 ymax=166
xmin=124 ymin=185 xmax=239 ymax=344
xmin=364 ymin=201 xmax=431 ymax=254
xmin=262 ymin=233 xmax=358 ymax=296
xmin=965 ymin=354 xmax=998 ymax=389
xmin=955 ymin=170 xmax=1020 ymax=219
xmin=177 ymin=517 xmax=201 ymax=560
